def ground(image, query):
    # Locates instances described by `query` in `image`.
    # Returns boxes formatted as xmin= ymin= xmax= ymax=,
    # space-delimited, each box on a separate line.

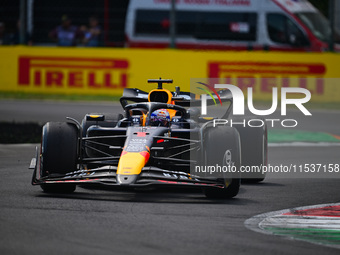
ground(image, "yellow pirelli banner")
xmin=0 ymin=46 xmax=339 ymax=102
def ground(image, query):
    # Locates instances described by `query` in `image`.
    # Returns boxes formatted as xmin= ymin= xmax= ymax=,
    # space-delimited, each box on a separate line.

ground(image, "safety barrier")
xmin=0 ymin=46 xmax=339 ymax=102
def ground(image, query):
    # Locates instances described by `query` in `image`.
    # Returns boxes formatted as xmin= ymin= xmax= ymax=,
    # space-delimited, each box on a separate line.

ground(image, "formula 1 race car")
xmin=30 ymin=79 xmax=267 ymax=199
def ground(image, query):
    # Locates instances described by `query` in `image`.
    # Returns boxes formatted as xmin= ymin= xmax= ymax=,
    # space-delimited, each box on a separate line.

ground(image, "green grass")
xmin=268 ymin=130 xmax=340 ymax=143
xmin=248 ymin=100 xmax=340 ymax=111
xmin=303 ymin=101 xmax=340 ymax=110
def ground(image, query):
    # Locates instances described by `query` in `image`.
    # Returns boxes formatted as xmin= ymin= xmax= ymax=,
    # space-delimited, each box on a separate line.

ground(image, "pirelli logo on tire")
xmin=18 ymin=56 xmax=129 ymax=92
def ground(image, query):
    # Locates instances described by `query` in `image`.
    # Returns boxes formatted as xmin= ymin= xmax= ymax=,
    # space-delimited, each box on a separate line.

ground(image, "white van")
xmin=125 ymin=0 xmax=339 ymax=51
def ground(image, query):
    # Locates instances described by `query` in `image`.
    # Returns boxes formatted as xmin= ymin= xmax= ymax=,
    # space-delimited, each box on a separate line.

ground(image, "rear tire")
xmin=40 ymin=122 xmax=78 ymax=193
xmin=202 ymin=125 xmax=241 ymax=199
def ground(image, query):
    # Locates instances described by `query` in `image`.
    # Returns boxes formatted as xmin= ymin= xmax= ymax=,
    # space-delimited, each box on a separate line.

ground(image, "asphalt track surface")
xmin=1 ymin=99 xmax=340 ymax=135
xmin=1 ymin=100 xmax=340 ymax=255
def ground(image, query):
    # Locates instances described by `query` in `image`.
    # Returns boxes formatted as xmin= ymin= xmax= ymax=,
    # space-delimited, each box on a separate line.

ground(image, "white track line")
xmin=260 ymin=216 xmax=340 ymax=230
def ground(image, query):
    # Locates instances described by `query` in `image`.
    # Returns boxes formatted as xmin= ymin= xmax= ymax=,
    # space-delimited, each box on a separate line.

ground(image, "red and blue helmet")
xmin=149 ymin=109 xmax=170 ymax=127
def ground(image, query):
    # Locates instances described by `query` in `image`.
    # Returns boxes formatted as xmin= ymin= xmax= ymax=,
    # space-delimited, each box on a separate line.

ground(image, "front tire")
xmin=202 ymin=125 xmax=241 ymax=199
xmin=232 ymin=117 xmax=268 ymax=183
xmin=40 ymin=122 xmax=78 ymax=193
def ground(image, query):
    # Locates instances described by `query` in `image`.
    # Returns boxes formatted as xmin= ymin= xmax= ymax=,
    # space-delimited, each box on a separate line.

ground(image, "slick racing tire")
xmin=81 ymin=113 xmax=123 ymax=137
xmin=232 ymin=116 xmax=268 ymax=183
xmin=40 ymin=122 xmax=78 ymax=193
xmin=202 ymin=125 xmax=241 ymax=199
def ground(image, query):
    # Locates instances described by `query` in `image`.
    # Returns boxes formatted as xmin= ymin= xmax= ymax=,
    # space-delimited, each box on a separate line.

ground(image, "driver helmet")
xmin=150 ymin=109 xmax=170 ymax=127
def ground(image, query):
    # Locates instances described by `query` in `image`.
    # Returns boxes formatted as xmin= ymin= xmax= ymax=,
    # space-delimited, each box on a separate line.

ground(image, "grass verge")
xmin=0 ymin=122 xmax=42 ymax=144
